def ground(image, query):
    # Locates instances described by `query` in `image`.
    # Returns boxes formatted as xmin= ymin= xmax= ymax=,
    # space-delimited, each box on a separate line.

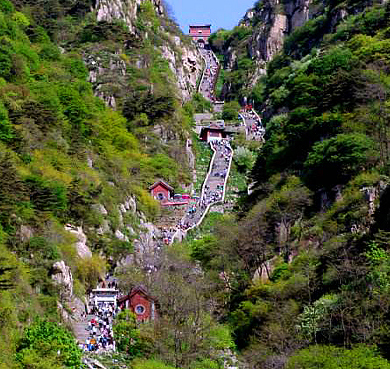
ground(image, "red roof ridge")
xmin=149 ymin=180 xmax=174 ymax=191
xmin=129 ymin=286 xmax=157 ymax=301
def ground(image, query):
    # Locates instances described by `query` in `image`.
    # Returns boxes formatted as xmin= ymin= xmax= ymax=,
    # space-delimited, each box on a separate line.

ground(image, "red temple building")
xmin=118 ymin=286 xmax=158 ymax=322
xmin=149 ymin=180 xmax=174 ymax=202
xmin=189 ymin=24 xmax=211 ymax=46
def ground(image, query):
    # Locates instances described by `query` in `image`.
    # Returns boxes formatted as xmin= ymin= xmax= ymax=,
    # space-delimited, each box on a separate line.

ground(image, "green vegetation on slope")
xmin=0 ymin=0 xmax=200 ymax=367
xmin=189 ymin=1 xmax=390 ymax=368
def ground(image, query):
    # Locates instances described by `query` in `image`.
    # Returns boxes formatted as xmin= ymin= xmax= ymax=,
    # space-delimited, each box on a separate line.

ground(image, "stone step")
xmin=74 ymin=325 xmax=90 ymax=343
xmin=73 ymin=314 xmax=98 ymax=343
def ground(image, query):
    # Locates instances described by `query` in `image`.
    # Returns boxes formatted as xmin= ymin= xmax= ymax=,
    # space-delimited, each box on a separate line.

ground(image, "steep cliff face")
xmin=244 ymin=0 xmax=322 ymax=85
xmin=160 ymin=37 xmax=202 ymax=101
xmin=218 ymin=0 xmax=318 ymax=95
xmin=96 ymin=0 xmax=165 ymax=32
xmin=80 ymin=0 xmax=204 ymax=264
xmin=89 ymin=0 xmax=203 ymax=103
xmin=216 ymin=0 xmax=383 ymax=100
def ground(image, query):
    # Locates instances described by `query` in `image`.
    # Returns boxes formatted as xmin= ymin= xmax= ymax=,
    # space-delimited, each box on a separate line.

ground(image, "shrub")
xmin=222 ymin=101 xmax=241 ymax=121
xmin=16 ymin=319 xmax=82 ymax=368
xmin=286 ymin=345 xmax=390 ymax=368
xmin=25 ymin=175 xmax=67 ymax=212
xmin=75 ymin=255 xmax=106 ymax=291
xmin=0 ymin=101 xmax=13 ymax=142
xmin=113 ymin=311 xmax=152 ymax=357
xmin=132 ymin=359 xmax=176 ymax=369
xmin=39 ymin=44 xmax=61 ymax=61
xmin=234 ymin=146 xmax=256 ymax=173
xmin=191 ymin=92 xmax=212 ymax=113
xmin=0 ymin=0 xmax=14 ymax=14
xmin=27 ymin=236 xmax=60 ymax=261
xmin=304 ymin=133 xmax=377 ymax=188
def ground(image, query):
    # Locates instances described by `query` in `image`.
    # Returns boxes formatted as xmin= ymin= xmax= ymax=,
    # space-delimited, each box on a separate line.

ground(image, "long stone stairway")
xmin=170 ymin=48 xmax=231 ymax=242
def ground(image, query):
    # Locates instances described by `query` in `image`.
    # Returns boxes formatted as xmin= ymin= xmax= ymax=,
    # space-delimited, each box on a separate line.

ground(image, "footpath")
xmin=179 ymin=139 xmax=233 ymax=232
xmin=240 ymin=109 xmax=265 ymax=141
xmin=171 ymin=47 xmax=232 ymax=241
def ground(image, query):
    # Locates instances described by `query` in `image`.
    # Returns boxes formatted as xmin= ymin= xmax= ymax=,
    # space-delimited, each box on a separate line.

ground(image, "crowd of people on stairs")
xmin=83 ymin=303 xmax=119 ymax=352
xmin=179 ymin=139 xmax=232 ymax=231
xmin=241 ymin=110 xmax=265 ymax=141
xmin=199 ymin=48 xmax=219 ymax=101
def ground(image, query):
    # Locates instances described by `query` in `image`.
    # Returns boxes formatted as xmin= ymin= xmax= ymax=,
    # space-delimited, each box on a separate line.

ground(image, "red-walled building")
xmin=118 ymin=286 xmax=158 ymax=322
xmin=189 ymin=24 xmax=211 ymax=46
xmin=149 ymin=180 xmax=174 ymax=202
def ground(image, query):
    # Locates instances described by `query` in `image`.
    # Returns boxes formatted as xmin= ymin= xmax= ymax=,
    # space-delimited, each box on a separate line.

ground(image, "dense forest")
xmin=1 ymin=0 xmax=390 ymax=368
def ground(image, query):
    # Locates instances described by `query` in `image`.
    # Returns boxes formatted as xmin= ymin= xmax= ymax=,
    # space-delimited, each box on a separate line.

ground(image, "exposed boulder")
xmin=52 ymin=261 xmax=73 ymax=300
xmin=18 ymin=225 xmax=33 ymax=242
xmin=252 ymin=257 xmax=278 ymax=282
xmin=64 ymin=225 xmax=93 ymax=258
xmin=91 ymin=203 xmax=108 ymax=215
xmin=115 ymin=229 xmax=129 ymax=242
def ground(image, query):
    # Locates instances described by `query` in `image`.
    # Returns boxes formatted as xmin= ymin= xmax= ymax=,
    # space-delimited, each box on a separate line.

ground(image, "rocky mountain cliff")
xmin=212 ymin=0 xmax=383 ymax=100
xmin=210 ymin=0 xmax=319 ymax=98
xmin=96 ymin=0 xmax=165 ymax=32
xmin=240 ymin=0 xmax=316 ymax=85
xmin=90 ymin=0 xmax=203 ymax=104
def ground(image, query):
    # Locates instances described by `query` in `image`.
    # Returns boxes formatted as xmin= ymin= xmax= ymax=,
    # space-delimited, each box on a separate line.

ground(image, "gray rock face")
xmin=124 ymin=197 xmax=137 ymax=213
xmin=115 ymin=229 xmax=129 ymax=242
xmin=84 ymin=51 xmax=127 ymax=108
xmin=96 ymin=0 xmax=164 ymax=33
xmin=223 ymin=0 xmax=317 ymax=93
xmin=90 ymin=0 xmax=203 ymax=102
xmin=64 ymin=225 xmax=93 ymax=258
xmin=92 ymin=203 xmax=108 ymax=215
xmin=18 ymin=225 xmax=33 ymax=242
xmin=160 ymin=40 xmax=203 ymax=101
xmin=52 ymin=260 xmax=73 ymax=299
xmin=132 ymin=222 xmax=161 ymax=265
xmin=244 ymin=0 xmax=310 ymax=87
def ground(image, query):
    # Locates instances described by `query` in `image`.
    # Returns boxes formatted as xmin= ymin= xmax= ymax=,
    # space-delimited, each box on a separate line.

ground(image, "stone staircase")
xmin=72 ymin=314 xmax=95 ymax=344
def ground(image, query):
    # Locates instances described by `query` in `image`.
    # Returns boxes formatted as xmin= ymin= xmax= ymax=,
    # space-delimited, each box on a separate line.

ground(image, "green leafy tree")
xmin=296 ymin=294 xmax=339 ymax=343
xmin=287 ymin=345 xmax=390 ymax=369
xmin=234 ymin=146 xmax=256 ymax=173
xmin=304 ymin=133 xmax=377 ymax=188
xmin=113 ymin=310 xmax=152 ymax=358
xmin=191 ymin=92 xmax=212 ymax=113
xmin=222 ymin=101 xmax=241 ymax=121
xmin=16 ymin=319 xmax=82 ymax=368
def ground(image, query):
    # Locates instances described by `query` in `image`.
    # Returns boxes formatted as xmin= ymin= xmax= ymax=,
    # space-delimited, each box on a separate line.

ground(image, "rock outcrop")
xmin=52 ymin=260 xmax=73 ymax=300
xmin=64 ymin=225 xmax=93 ymax=258
xmin=218 ymin=0 xmax=324 ymax=96
xmin=96 ymin=0 xmax=164 ymax=33
xmin=87 ymin=0 xmax=203 ymax=103
xmin=239 ymin=0 xmax=316 ymax=87
xmin=160 ymin=38 xmax=203 ymax=101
